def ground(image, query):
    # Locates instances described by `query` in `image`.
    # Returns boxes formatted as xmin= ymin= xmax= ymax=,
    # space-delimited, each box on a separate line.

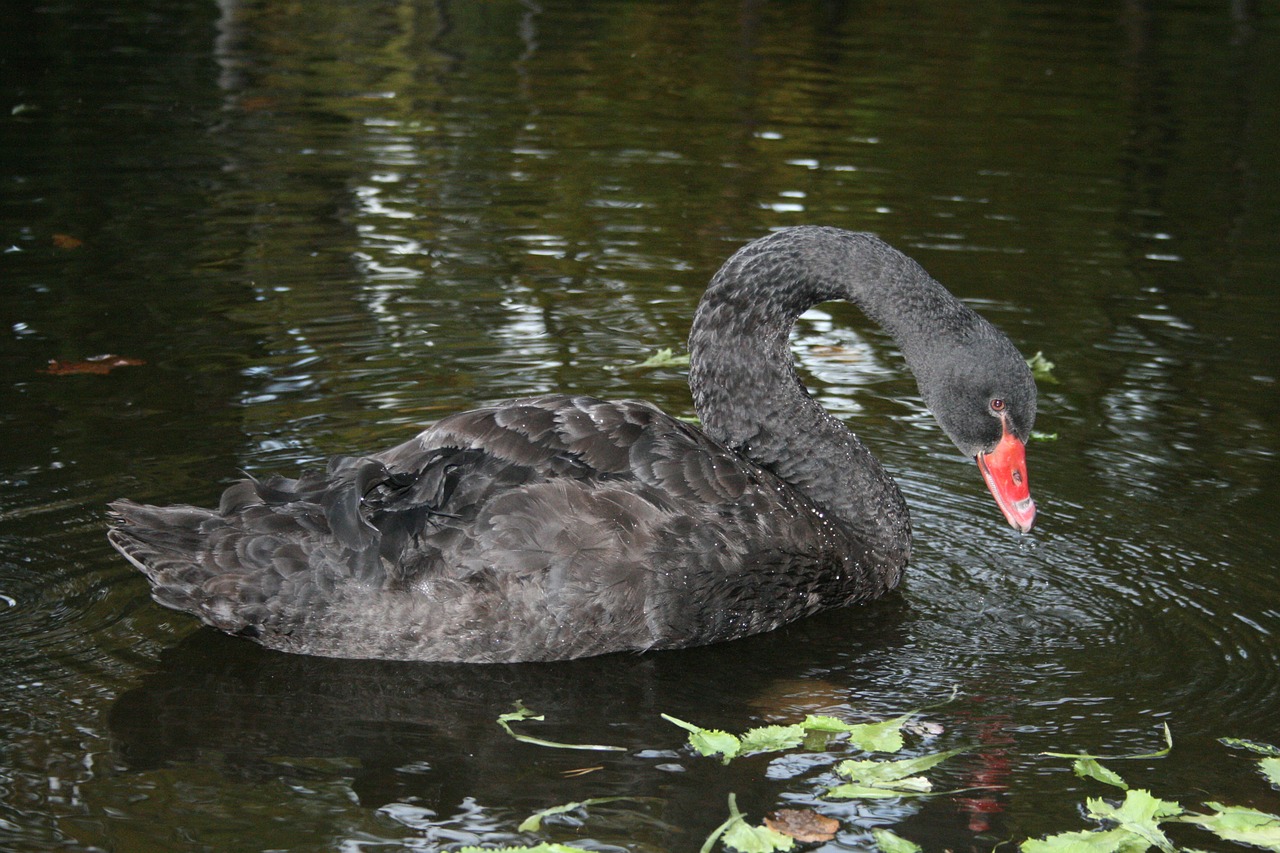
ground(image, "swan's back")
xmin=109 ymin=394 xmax=889 ymax=662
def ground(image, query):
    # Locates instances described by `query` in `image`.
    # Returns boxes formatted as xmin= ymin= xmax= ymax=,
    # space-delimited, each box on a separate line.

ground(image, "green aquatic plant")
xmin=871 ymin=828 xmax=922 ymax=853
xmin=1027 ymin=350 xmax=1057 ymax=383
xmin=1042 ymin=723 xmax=1174 ymax=762
xmin=700 ymin=793 xmax=794 ymax=853
xmin=488 ymin=705 xmax=1280 ymax=853
xmin=1072 ymin=757 xmax=1129 ymax=790
xmin=518 ymin=797 xmax=648 ymax=832
xmin=1025 ymin=727 xmax=1280 ymax=853
xmin=637 ymin=347 xmax=691 ymax=368
xmin=496 ymin=701 xmax=626 ymax=752
xmin=827 ymin=748 xmax=967 ymax=799
xmin=1179 ymin=803 xmax=1280 ymax=849
xmin=1021 ymin=788 xmax=1183 ymax=853
xmin=1220 ymin=738 xmax=1280 ymax=788
xmin=455 ymin=840 xmax=586 ymax=845
xmin=661 ymin=711 xmax=918 ymax=764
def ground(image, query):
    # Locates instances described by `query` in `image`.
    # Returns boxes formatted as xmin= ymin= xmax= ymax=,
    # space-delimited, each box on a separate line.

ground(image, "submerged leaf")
xmin=827 ymin=783 xmax=919 ymax=799
xmin=1219 ymin=738 xmax=1280 ymax=757
xmin=497 ymin=701 xmax=625 ymax=752
xmin=40 ymin=354 xmax=144 ymax=376
xmin=517 ymin=796 xmax=642 ymax=832
xmin=1027 ymin=350 xmax=1057 ymax=382
xmin=1180 ymin=802 xmax=1280 ymax=851
xmin=1073 ymin=758 xmax=1129 ymax=789
xmin=637 ymin=347 xmax=690 ymax=368
xmin=1043 ymin=724 xmax=1173 ymax=761
xmin=872 ymin=828 xmax=922 ymax=853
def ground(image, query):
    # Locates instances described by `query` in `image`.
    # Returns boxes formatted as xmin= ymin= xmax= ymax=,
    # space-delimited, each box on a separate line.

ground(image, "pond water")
xmin=3 ymin=0 xmax=1279 ymax=850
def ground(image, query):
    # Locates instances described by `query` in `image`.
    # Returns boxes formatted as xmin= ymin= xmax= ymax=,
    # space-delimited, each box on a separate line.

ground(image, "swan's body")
xmin=109 ymin=227 xmax=1037 ymax=663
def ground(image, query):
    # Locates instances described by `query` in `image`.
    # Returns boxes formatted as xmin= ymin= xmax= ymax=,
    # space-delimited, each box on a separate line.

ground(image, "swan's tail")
xmin=106 ymin=499 xmax=248 ymax=630
xmin=107 ymin=457 xmax=403 ymax=639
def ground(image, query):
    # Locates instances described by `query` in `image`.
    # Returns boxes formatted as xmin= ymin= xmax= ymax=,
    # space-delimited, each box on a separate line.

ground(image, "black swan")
xmin=108 ymin=227 xmax=1037 ymax=663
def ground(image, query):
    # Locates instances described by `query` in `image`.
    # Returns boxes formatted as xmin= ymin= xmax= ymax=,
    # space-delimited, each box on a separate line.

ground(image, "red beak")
xmin=975 ymin=419 xmax=1036 ymax=533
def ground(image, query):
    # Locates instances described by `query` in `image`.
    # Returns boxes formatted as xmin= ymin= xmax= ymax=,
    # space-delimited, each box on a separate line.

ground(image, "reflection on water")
xmin=2 ymin=0 xmax=1279 ymax=849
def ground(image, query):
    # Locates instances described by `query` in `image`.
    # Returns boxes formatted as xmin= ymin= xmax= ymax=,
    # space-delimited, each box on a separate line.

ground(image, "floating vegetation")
xmin=661 ymin=711 xmax=916 ymax=763
xmin=1024 ymin=727 xmax=1280 ymax=853
xmin=1180 ymin=803 xmax=1280 ymax=849
xmin=496 ymin=701 xmax=626 ymax=752
xmin=827 ymin=748 xmax=968 ymax=799
xmin=487 ymin=707 xmax=1280 ymax=853
xmin=1027 ymin=350 xmax=1057 ymax=383
xmin=1022 ymin=788 xmax=1184 ymax=852
xmin=636 ymin=347 xmax=691 ymax=368
xmin=871 ymin=828 xmax=922 ymax=853
xmin=1221 ymin=738 xmax=1280 ymax=788
xmin=518 ymin=797 xmax=649 ymax=833
xmin=455 ymin=840 xmax=586 ymax=845
xmin=700 ymin=793 xmax=794 ymax=853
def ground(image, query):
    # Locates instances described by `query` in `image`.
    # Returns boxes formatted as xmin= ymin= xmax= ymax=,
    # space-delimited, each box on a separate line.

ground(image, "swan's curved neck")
xmin=688 ymin=227 xmax=955 ymax=555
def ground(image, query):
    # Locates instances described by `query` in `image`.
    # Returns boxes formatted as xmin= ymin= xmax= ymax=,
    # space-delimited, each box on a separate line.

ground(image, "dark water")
xmin=3 ymin=0 xmax=1279 ymax=850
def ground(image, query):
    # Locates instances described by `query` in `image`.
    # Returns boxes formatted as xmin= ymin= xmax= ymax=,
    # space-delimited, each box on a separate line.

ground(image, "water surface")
xmin=2 ymin=0 xmax=1279 ymax=850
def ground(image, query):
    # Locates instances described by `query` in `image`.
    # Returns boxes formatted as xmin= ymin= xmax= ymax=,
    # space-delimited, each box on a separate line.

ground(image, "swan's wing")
xmin=108 ymin=394 xmax=796 ymax=657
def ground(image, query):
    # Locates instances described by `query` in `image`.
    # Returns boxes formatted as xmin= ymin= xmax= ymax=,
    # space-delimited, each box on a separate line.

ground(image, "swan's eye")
xmin=990 ymin=398 xmax=1006 ymax=413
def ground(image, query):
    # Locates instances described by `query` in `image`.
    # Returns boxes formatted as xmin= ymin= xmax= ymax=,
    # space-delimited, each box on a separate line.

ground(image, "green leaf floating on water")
xmin=1073 ymin=758 xmax=1129 ymax=790
xmin=738 ymin=723 xmax=809 ymax=755
xmin=1021 ymin=789 xmax=1182 ymax=853
xmin=803 ymin=712 xmax=915 ymax=753
xmin=827 ymin=748 xmax=966 ymax=799
xmin=700 ymin=793 xmax=794 ymax=853
xmin=1021 ymin=826 xmax=1154 ymax=852
xmin=663 ymin=711 xmax=918 ymax=764
xmin=1086 ymin=789 xmax=1182 ymax=851
xmin=455 ymin=840 xmax=586 ymax=845
xmin=662 ymin=713 xmax=746 ymax=763
xmin=1027 ymin=350 xmax=1057 ymax=383
xmin=1219 ymin=737 xmax=1280 ymax=756
xmin=1179 ymin=802 xmax=1280 ymax=851
xmin=517 ymin=796 xmax=646 ymax=832
xmin=723 ymin=817 xmax=796 ymax=853
xmin=1218 ymin=738 xmax=1280 ymax=788
xmin=497 ymin=701 xmax=626 ymax=752
xmin=637 ymin=347 xmax=690 ymax=368
xmin=1043 ymin=723 xmax=1173 ymax=761
xmin=871 ymin=828 xmax=922 ymax=853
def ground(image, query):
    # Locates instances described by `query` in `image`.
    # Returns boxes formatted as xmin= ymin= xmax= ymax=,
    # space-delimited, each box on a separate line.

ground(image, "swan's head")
xmin=917 ymin=332 xmax=1038 ymax=533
